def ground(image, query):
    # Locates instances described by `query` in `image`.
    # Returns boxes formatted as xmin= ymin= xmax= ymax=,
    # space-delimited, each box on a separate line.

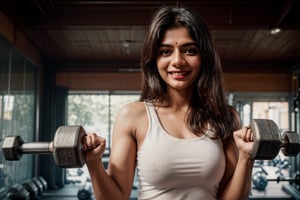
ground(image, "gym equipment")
xmin=252 ymin=170 xmax=300 ymax=192
xmin=2 ymin=126 xmax=86 ymax=168
xmin=6 ymin=184 xmax=30 ymax=200
xmin=31 ymin=177 xmax=44 ymax=195
xmin=37 ymin=176 xmax=48 ymax=192
xmin=282 ymin=184 xmax=300 ymax=200
xmin=77 ymin=180 xmax=92 ymax=200
xmin=22 ymin=180 xmax=39 ymax=200
xmin=2 ymin=119 xmax=298 ymax=166
xmin=250 ymin=119 xmax=300 ymax=160
xmin=252 ymin=171 xmax=268 ymax=191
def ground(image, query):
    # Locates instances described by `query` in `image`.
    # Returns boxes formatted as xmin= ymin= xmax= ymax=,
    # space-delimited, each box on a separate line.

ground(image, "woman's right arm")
xmin=83 ymin=103 xmax=139 ymax=200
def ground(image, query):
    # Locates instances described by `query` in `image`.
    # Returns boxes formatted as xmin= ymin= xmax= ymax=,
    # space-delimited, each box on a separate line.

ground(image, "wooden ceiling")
xmin=1 ymin=0 xmax=300 ymax=73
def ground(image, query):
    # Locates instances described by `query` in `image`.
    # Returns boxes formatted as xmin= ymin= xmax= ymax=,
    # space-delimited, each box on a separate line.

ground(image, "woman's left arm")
xmin=218 ymin=126 xmax=255 ymax=200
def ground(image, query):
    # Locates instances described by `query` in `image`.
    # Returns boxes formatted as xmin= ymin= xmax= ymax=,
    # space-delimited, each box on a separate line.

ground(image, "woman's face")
xmin=156 ymin=26 xmax=202 ymax=92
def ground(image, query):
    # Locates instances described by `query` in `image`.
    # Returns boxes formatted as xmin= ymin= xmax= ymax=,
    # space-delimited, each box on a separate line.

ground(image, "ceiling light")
xmin=270 ymin=28 xmax=281 ymax=35
xmin=122 ymin=40 xmax=131 ymax=53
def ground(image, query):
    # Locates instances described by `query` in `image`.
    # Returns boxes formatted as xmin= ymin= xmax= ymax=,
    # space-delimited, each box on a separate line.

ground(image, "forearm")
xmin=87 ymin=160 xmax=126 ymax=200
xmin=220 ymin=154 xmax=254 ymax=200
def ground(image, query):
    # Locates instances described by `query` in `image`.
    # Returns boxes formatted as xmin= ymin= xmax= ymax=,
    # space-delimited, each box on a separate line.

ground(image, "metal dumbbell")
xmin=77 ymin=180 xmax=93 ymax=200
xmin=22 ymin=179 xmax=39 ymax=200
xmin=250 ymin=119 xmax=300 ymax=160
xmin=1 ymin=126 xmax=86 ymax=168
xmin=6 ymin=184 xmax=31 ymax=200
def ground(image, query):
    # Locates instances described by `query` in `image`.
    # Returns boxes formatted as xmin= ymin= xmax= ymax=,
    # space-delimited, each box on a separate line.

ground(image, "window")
xmin=66 ymin=92 xmax=140 ymax=184
xmin=0 ymin=35 xmax=38 ymax=193
xmin=67 ymin=92 xmax=140 ymax=149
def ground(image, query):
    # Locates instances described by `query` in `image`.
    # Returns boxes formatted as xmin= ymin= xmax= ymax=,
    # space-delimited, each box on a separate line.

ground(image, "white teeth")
xmin=171 ymin=72 xmax=186 ymax=75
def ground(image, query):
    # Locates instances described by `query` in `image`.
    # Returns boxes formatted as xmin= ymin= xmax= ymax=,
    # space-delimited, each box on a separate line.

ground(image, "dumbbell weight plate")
xmin=2 ymin=136 xmax=24 ymax=160
xmin=22 ymin=180 xmax=39 ymax=200
xmin=250 ymin=119 xmax=282 ymax=160
xmin=252 ymin=171 xmax=268 ymax=191
xmin=281 ymin=131 xmax=300 ymax=156
xmin=7 ymin=184 xmax=30 ymax=200
xmin=37 ymin=176 xmax=48 ymax=192
xmin=53 ymin=126 xmax=86 ymax=168
xmin=77 ymin=181 xmax=92 ymax=200
xmin=32 ymin=177 xmax=44 ymax=195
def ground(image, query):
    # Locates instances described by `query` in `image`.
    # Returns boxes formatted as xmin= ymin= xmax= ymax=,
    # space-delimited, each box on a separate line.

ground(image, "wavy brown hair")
xmin=140 ymin=6 xmax=241 ymax=141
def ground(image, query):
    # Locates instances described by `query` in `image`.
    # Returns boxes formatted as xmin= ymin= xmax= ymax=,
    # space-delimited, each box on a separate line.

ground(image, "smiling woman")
xmin=156 ymin=26 xmax=201 ymax=91
xmin=82 ymin=5 xmax=255 ymax=200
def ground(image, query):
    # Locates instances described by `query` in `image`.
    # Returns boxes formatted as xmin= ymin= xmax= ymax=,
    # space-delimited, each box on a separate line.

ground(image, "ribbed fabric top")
xmin=136 ymin=102 xmax=226 ymax=200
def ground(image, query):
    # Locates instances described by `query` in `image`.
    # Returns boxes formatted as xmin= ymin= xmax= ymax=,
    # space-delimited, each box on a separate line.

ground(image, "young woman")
xmin=83 ymin=5 xmax=254 ymax=200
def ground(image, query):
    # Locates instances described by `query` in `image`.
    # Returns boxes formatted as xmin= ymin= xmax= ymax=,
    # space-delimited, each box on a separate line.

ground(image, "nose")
xmin=171 ymin=50 xmax=186 ymax=67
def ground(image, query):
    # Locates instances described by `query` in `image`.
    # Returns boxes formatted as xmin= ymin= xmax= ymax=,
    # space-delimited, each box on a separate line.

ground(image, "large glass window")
xmin=66 ymin=92 xmax=140 ymax=184
xmin=67 ymin=92 xmax=140 ymax=148
xmin=0 ymin=35 xmax=37 ymax=196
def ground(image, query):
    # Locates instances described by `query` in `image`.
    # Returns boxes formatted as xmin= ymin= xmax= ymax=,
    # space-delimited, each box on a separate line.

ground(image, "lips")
xmin=168 ymin=71 xmax=190 ymax=79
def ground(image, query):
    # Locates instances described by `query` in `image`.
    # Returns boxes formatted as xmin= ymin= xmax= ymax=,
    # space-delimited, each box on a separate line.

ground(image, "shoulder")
xmin=113 ymin=101 xmax=148 ymax=139
xmin=117 ymin=101 xmax=146 ymax=118
xmin=115 ymin=101 xmax=147 ymax=126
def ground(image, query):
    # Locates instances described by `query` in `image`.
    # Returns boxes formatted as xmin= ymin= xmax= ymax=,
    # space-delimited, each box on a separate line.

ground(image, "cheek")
xmin=190 ymin=58 xmax=202 ymax=71
xmin=189 ymin=59 xmax=202 ymax=81
xmin=156 ymin=59 xmax=169 ymax=73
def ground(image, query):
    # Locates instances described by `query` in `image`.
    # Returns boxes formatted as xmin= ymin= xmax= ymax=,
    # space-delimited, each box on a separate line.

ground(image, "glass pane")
xmin=0 ymin=35 xmax=37 ymax=193
xmin=67 ymin=94 xmax=109 ymax=139
xmin=253 ymin=102 xmax=289 ymax=131
xmin=66 ymin=93 xmax=139 ymax=186
xmin=242 ymin=103 xmax=251 ymax=126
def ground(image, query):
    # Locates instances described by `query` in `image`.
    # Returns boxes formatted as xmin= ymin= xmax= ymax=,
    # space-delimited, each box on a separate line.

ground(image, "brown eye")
xmin=184 ymin=47 xmax=198 ymax=55
xmin=158 ymin=48 xmax=171 ymax=56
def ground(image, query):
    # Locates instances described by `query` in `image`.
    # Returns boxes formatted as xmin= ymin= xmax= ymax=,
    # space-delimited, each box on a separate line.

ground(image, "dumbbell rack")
xmin=6 ymin=176 xmax=48 ymax=200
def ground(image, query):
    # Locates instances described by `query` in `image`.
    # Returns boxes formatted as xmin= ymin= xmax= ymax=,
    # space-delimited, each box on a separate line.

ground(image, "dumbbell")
xmin=22 ymin=179 xmax=39 ymax=200
xmin=252 ymin=170 xmax=300 ymax=191
xmin=37 ymin=176 xmax=48 ymax=191
xmin=250 ymin=119 xmax=300 ymax=160
xmin=252 ymin=171 xmax=268 ymax=191
xmin=77 ymin=180 xmax=93 ymax=200
xmin=31 ymin=177 xmax=45 ymax=195
xmin=6 ymin=184 xmax=30 ymax=200
xmin=1 ymin=126 xmax=86 ymax=168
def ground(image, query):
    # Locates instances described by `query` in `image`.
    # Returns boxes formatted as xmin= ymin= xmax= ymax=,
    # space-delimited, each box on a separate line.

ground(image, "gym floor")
xmin=37 ymin=184 xmax=138 ymax=200
xmin=35 ymin=182 xmax=297 ymax=200
xmin=37 ymin=165 xmax=297 ymax=200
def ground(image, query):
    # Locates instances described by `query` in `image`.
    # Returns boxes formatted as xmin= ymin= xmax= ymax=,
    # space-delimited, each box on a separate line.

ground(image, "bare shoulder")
xmin=117 ymin=101 xmax=147 ymax=120
xmin=113 ymin=101 xmax=148 ymax=149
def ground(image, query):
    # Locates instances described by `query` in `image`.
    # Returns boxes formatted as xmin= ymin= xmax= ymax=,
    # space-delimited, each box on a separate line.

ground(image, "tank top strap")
xmin=144 ymin=101 xmax=162 ymax=140
xmin=144 ymin=101 xmax=158 ymax=124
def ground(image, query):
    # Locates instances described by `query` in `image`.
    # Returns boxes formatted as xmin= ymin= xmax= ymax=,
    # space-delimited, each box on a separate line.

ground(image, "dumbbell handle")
xmin=20 ymin=142 xmax=54 ymax=154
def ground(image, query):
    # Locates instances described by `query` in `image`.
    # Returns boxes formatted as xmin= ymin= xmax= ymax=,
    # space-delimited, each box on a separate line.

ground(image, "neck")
xmin=165 ymin=88 xmax=192 ymax=111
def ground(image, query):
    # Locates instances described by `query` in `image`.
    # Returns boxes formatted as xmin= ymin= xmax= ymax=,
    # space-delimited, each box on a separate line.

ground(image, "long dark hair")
xmin=140 ymin=6 xmax=240 ymax=141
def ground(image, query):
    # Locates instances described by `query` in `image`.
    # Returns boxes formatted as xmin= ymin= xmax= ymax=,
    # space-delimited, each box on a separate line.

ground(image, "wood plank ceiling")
xmin=0 ymin=0 xmax=300 ymax=73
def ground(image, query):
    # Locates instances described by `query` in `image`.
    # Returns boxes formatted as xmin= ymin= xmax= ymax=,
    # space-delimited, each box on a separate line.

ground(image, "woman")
xmin=83 ymin=5 xmax=254 ymax=200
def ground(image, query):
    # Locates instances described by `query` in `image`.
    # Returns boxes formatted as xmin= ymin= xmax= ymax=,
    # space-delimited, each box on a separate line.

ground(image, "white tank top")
xmin=136 ymin=102 xmax=226 ymax=200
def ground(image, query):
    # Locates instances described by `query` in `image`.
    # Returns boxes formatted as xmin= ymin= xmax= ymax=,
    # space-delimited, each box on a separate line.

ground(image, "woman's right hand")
xmin=82 ymin=133 xmax=106 ymax=162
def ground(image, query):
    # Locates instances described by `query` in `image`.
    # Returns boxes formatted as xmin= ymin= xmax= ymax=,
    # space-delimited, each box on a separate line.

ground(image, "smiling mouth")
xmin=168 ymin=71 xmax=189 ymax=76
